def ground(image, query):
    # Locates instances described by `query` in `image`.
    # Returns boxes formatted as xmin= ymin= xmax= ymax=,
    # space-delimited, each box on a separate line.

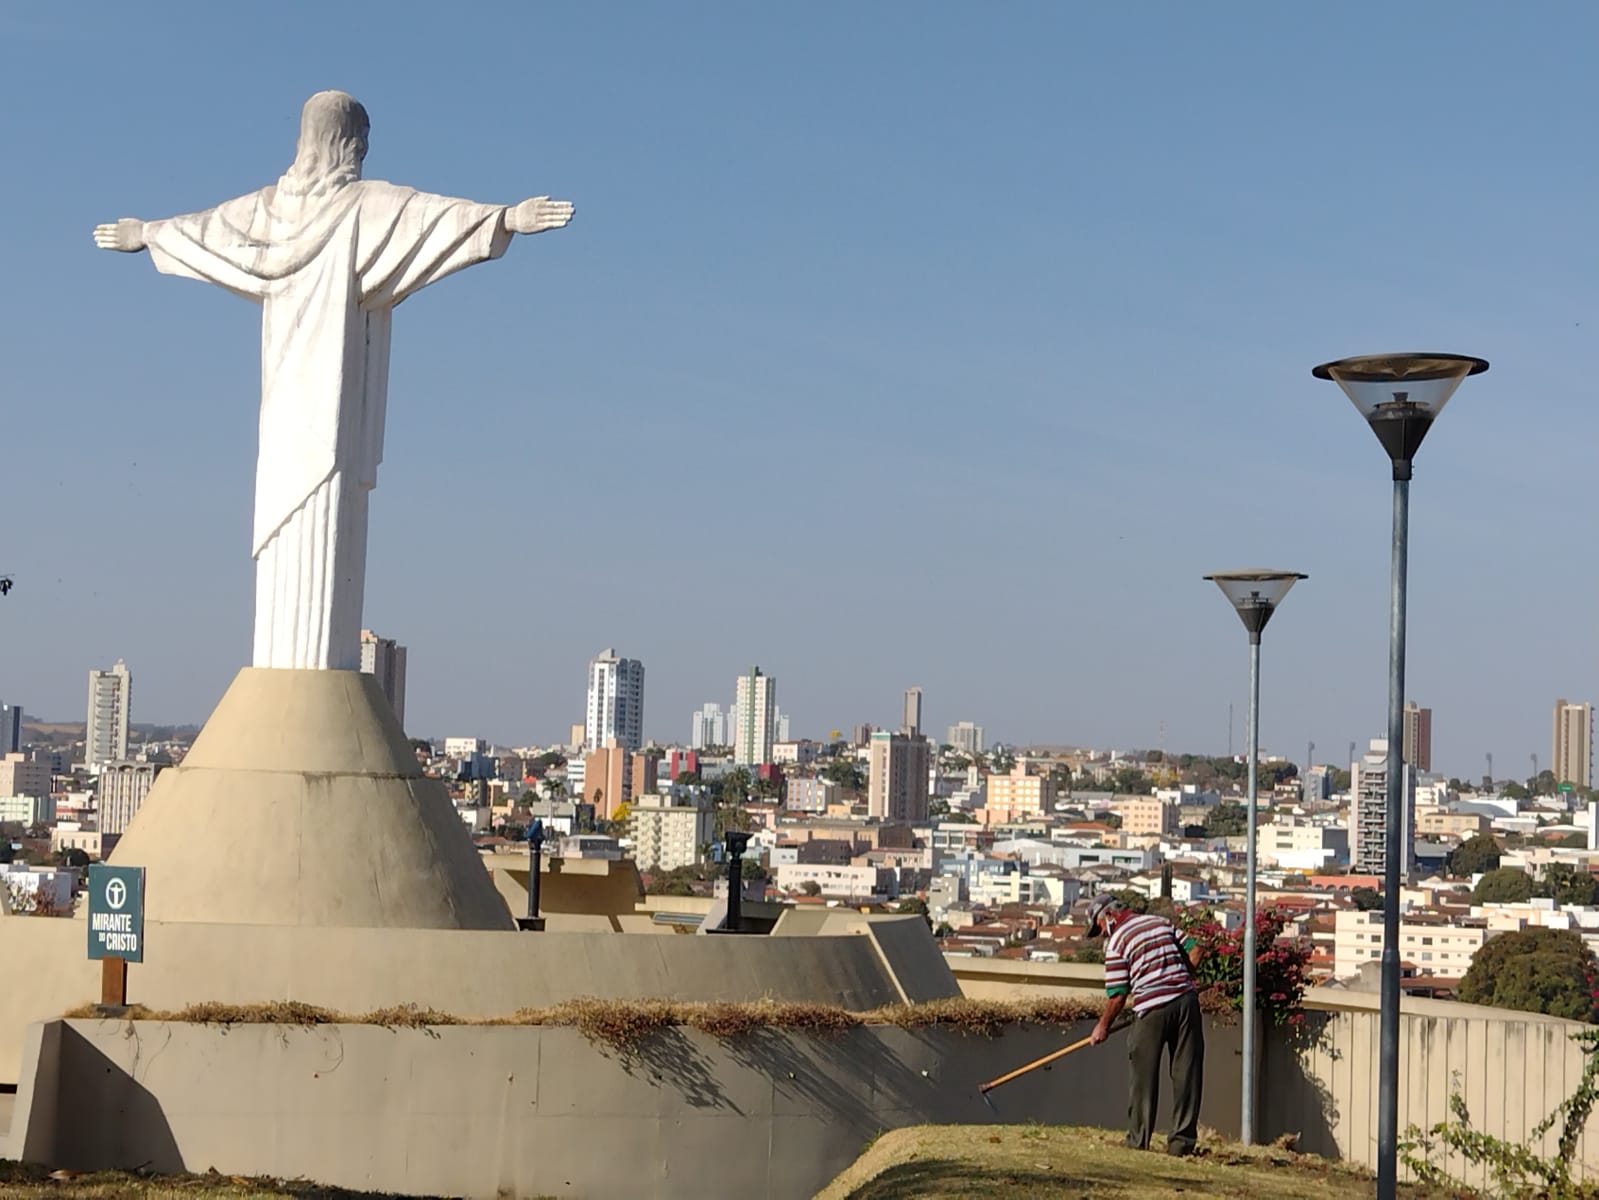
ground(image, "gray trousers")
xmin=1125 ymin=989 xmax=1204 ymax=1151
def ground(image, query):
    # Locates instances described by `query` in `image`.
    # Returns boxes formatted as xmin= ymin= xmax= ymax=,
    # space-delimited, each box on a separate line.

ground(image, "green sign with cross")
xmin=86 ymin=864 xmax=145 ymax=963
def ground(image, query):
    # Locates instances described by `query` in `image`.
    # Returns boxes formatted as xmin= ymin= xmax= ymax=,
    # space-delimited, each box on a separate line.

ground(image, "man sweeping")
xmin=1085 ymin=893 xmax=1206 ymax=1156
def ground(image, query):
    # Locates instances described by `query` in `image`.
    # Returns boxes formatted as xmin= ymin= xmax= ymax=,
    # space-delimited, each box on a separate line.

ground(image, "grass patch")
xmin=815 ymin=1125 xmax=1469 ymax=1199
xmin=0 ymin=1160 xmax=428 ymax=1198
xmin=60 ymin=995 xmax=1104 ymax=1051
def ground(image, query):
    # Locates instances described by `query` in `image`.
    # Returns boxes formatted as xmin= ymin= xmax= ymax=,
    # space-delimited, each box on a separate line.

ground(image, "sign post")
xmin=86 ymin=864 xmax=144 ymax=1013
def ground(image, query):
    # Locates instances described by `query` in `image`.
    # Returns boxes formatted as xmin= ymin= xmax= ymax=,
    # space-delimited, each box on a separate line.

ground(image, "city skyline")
xmin=9 ymin=649 xmax=1597 ymax=783
xmin=0 ymin=6 xmax=1592 ymax=772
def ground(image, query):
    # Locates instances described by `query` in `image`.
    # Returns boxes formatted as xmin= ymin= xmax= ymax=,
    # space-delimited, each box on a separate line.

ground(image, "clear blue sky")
xmin=0 ymin=3 xmax=1593 ymax=777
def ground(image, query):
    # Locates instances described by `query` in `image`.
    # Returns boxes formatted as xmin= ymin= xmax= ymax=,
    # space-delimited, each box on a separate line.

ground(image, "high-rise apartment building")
xmin=1554 ymin=699 xmax=1593 ymax=789
xmin=98 ymin=757 xmax=170 ymax=835
xmin=733 ymin=667 xmax=776 ymax=766
xmin=773 ymin=706 xmax=791 ymax=744
xmin=1401 ymin=702 xmax=1432 ymax=772
xmin=947 ymin=720 xmax=985 ymax=755
xmin=584 ymin=649 xmax=644 ymax=752
xmin=359 ymin=629 xmax=408 ymax=728
xmin=902 ymin=687 xmax=923 ymax=737
xmin=0 ymin=752 xmax=51 ymax=799
xmin=984 ymin=761 xmax=1050 ymax=823
xmin=1349 ymin=738 xmax=1415 ymax=878
xmin=628 ymin=787 xmax=714 ymax=873
xmin=85 ymin=659 xmax=131 ymax=768
xmin=689 ymin=703 xmax=727 ymax=751
xmin=0 ymin=702 xmax=20 ymax=755
xmin=581 ymin=743 xmax=630 ymax=820
xmin=867 ymin=730 xmax=930 ymax=823
xmin=1302 ymin=764 xmax=1334 ymax=802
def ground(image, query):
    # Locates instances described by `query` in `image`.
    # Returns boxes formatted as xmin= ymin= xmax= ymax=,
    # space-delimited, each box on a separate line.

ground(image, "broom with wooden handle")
xmin=978 ymin=1019 xmax=1129 ymax=1109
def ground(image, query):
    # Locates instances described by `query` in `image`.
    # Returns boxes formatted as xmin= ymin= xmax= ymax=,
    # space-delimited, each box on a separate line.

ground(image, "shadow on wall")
xmin=47 ymin=1025 xmax=184 ymax=1173
xmin=590 ymin=1015 xmax=1255 ymax=1137
xmin=1259 ymin=1011 xmax=1341 ymax=1159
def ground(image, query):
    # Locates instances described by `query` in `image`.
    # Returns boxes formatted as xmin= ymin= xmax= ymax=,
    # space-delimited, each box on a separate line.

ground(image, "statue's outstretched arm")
xmin=92 ymin=219 xmax=148 ymax=253
xmin=504 ymin=197 xmax=574 ymax=236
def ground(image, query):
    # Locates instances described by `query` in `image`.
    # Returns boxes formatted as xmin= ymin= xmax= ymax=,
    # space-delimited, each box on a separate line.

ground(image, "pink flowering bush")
xmin=1176 ymin=906 xmax=1311 ymax=1026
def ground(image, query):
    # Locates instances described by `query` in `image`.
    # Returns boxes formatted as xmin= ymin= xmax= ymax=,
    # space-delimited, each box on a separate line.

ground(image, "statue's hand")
xmin=505 ymin=197 xmax=574 ymax=236
xmin=93 ymin=219 xmax=147 ymax=253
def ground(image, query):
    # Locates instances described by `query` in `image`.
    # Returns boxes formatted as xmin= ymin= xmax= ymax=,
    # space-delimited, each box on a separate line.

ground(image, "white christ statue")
xmin=94 ymin=89 xmax=573 ymax=671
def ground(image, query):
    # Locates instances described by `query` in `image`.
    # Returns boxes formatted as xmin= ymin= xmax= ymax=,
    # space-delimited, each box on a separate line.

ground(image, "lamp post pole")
xmin=1205 ymin=569 xmax=1305 ymax=1145
xmin=1312 ymin=352 xmax=1487 ymax=1200
xmin=1243 ymin=628 xmax=1261 ymax=1143
xmin=518 ymin=819 xmax=546 ymax=931
xmin=1378 ymin=467 xmax=1409 ymax=1198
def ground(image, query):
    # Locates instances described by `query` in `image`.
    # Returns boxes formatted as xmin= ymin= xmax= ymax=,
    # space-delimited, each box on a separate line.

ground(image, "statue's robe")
xmin=145 ymin=178 xmax=509 ymax=668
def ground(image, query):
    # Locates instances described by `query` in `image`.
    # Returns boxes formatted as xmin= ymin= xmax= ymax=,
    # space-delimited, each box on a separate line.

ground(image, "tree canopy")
xmin=1540 ymin=862 xmax=1599 ymax=907
xmin=819 ymin=759 xmax=865 ymax=790
xmin=1446 ymin=833 xmax=1502 ymax=877
xmin=1472 ymin=867 xmax=1536 ymax=904
xmin=1203 ymin=802 xmax=1249 ymax=839
xmin=1458 ymin=928 xmax=1598 ymax=1022
xmin=1350 ymin=886 xmax=1384 ymax=911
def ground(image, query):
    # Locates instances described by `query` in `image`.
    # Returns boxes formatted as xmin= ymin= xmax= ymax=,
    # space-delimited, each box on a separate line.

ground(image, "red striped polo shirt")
xmin=1104 ymin=913 xmax=1197 ymax=1015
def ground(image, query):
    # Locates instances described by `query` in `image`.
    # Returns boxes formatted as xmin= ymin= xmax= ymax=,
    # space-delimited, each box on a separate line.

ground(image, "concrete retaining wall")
xmin=8 ymin=1016 xmax=1243 ymax=1199
xmin=1263 ymin=991 xmax=1599 ymax=1189
xmin=0 ymin=917 xmax=953 ymax=1088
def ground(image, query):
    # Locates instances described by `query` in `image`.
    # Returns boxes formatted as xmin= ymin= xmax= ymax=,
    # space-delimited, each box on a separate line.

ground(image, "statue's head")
xmin=283 ymin=90 xmax=369 ymax=193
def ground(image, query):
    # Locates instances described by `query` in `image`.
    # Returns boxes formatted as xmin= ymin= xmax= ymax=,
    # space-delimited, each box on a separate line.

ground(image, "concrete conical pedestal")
xmin=109 ymin=668 xmax=512 ymax=930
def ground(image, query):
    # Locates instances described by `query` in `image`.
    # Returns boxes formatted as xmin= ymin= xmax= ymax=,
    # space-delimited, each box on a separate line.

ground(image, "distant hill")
xmin=20 ymin=720 xmax=200 ymax=747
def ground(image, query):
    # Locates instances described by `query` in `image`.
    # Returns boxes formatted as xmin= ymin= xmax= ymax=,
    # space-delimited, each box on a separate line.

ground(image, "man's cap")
xmin=1085 ymin=893 xmax=1123 ymax=938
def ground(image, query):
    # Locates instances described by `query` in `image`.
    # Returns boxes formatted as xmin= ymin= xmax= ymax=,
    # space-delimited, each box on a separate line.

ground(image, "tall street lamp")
xmin=1204 ymin=569 xmax=1305 ymax=1145
xmin=1312 ymin=352 xmax=1488 ymax=1200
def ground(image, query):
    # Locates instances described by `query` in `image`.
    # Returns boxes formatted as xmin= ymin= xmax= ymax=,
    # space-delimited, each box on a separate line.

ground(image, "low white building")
xmin=558 ymin=834 xmax=623 ymax=860
xmin=1156 ymin=785 xmax=1220 ymax=809
xmin=562 ymin=757 xmax=586 ymax=799
xmin=456 ymin=804 xmax=493 ymax=834
xmin=1333 ymin=908 xmax=1487 ymax=980
xmin=629 ymin=787 xmax=714 ymax=873
xmin=0 ymin=793 xmax=54 ymax=827
xmin=1472 ymin=899 xmax=1599 ymax=955
xmin=991 ymin=837 xmax=1155 ymax=873
xmin=967 ymin=864 xmax=1079 ymax=912
xmin=784 ymin=776 xmax=839 ymax=813
xmin=1124 ymin=872 xmax=1212 ymax=905
xmin=771 ymin=741 xmax=819 ymax=766
xmin=775 ymin=863 xmax=897 ymax=902
xmin=50 ymin=824 xmax=106 ymax=858
xmin=1255 ymin=815 xmax=1348 ymax=872
xmin=0 ymin=864 xmax=75 ymax=913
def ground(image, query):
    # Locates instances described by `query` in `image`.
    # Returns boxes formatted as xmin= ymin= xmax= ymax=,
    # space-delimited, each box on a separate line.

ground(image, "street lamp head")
xmin=1204 ymin=569 xmax=1307 ymax=642
xmin=1312 ymin=352 xmax=1488 ymax=479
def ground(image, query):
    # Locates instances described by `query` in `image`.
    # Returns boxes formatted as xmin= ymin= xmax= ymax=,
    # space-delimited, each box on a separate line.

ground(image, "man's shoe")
xmin=1165 ymin=1140 xmax=1197 ymax=1157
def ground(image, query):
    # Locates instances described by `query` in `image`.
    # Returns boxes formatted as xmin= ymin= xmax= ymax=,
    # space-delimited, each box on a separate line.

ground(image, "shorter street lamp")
xmin=1204 ymin=569 xmax=1305 ymax=1145
xmin=1313 ymin=352 xmax=1487 ymax=1200
xmin=517 ymin=819 xmax=546 ymax=931
xmin=723 ymin=831 xmax=752 ymax=934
